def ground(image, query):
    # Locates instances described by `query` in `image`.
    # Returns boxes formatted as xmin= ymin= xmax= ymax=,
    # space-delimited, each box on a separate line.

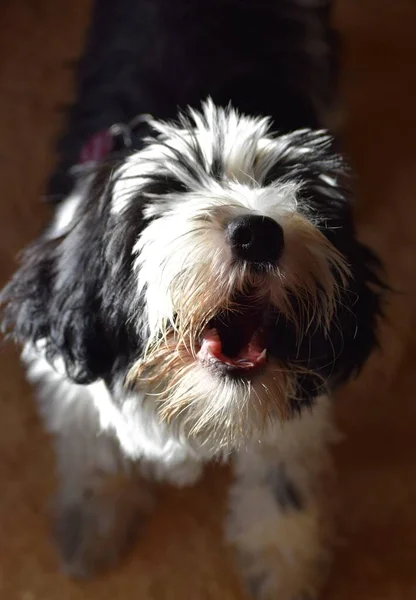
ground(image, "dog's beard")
xmin=129 ymin=337 xmax=296 ymax=454
xmin=128 ymin=207 xmax=349 ymax=454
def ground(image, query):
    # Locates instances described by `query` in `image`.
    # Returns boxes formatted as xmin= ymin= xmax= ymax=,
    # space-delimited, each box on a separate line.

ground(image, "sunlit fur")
xmin=112 ymin=102 xmax=351 ymax=450
xmin=128 ymin=339 xmax=296 ymax=454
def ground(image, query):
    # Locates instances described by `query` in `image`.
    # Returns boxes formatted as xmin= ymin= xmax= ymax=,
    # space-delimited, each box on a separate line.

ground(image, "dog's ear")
xmin=1 ymin=166 xmax=143 ymax=384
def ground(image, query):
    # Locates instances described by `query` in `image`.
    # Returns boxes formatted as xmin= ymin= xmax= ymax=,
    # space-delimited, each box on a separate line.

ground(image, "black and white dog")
xmin=2 ymin=0 xmax=383 ymax=597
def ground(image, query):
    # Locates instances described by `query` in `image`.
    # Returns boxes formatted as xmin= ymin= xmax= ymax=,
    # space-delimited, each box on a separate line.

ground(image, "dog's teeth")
xmin=258 ymin=349 xmax=267 ymax=360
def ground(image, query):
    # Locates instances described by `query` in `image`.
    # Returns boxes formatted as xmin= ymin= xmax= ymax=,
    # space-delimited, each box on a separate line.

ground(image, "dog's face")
xmin=2 ymin=102 xmax=382 ymax=452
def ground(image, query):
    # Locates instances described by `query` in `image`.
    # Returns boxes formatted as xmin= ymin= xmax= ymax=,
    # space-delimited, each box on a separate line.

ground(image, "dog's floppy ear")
xmin=1 ymin=166 xmax=142 ymax=384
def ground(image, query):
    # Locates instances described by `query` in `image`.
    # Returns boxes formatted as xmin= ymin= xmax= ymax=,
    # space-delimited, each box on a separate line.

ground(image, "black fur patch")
xmin=49 ymin=0 xmax=338 ymax=199
xmin=0 ymin=159 xmax=185 ymax=384
xmin=267 ymin=465 xmax=303 ymax=512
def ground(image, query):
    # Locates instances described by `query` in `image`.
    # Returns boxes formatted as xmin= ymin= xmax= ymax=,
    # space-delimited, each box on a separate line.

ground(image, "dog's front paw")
xmin=228 ymin=492 xmax=331 ymax=600
xmin=53 ymin=474 xmax=153 ymax=578
xmin=54 ymin=501 xmax=128 ymax=578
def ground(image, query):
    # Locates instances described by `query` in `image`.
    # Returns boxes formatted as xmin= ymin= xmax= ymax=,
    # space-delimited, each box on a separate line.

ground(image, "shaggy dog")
xmin=1 ymin=0 xmax=383 ymax=597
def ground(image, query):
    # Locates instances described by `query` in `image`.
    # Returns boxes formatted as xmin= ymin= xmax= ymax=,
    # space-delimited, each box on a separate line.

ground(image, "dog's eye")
xmin=146 ymin=176 xmax=187 ymax=197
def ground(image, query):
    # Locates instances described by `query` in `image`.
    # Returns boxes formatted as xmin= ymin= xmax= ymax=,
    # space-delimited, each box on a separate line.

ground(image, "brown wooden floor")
xmin=1 ymin=1 xmax=416 ymax=598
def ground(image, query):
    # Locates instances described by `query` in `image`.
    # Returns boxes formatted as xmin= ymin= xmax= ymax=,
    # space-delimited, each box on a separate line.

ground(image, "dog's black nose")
xmin=227 ymin=214 xmax=284 ymax=264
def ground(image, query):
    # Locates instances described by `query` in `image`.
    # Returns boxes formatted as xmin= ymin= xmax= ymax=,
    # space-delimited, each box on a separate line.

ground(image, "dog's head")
xmin=2 ymin=101 xmax=383 ymax=452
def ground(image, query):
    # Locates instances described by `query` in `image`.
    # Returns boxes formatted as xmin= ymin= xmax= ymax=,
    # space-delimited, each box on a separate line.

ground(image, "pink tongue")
xmin=198 ymin=328 xmax=266 ymax=369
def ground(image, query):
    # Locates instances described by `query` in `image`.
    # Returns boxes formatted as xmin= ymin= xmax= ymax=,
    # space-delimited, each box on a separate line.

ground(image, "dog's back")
xmin=128 ymin=0 xmax=337 ymax=128
xmin=48 ymin=0 xmax=337 ymax=200
xmin=56 ymin=0 xmax=337 ymax=194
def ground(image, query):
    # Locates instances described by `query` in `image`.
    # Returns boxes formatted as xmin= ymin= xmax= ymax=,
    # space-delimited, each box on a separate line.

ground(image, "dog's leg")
xmin=26 ymin=353 xmax=154 ymax=578
xmin=227 ymin=397 xmax=336 ymax=600
xmin=53 ymin=422 xmax=153 ymax=578
xmin=54 ymin=457 xmax=153 ymax=578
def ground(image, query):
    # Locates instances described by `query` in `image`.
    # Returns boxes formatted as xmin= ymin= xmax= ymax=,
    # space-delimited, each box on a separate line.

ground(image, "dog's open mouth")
xmin=197 ymin=299 xmax=268 ymax=373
